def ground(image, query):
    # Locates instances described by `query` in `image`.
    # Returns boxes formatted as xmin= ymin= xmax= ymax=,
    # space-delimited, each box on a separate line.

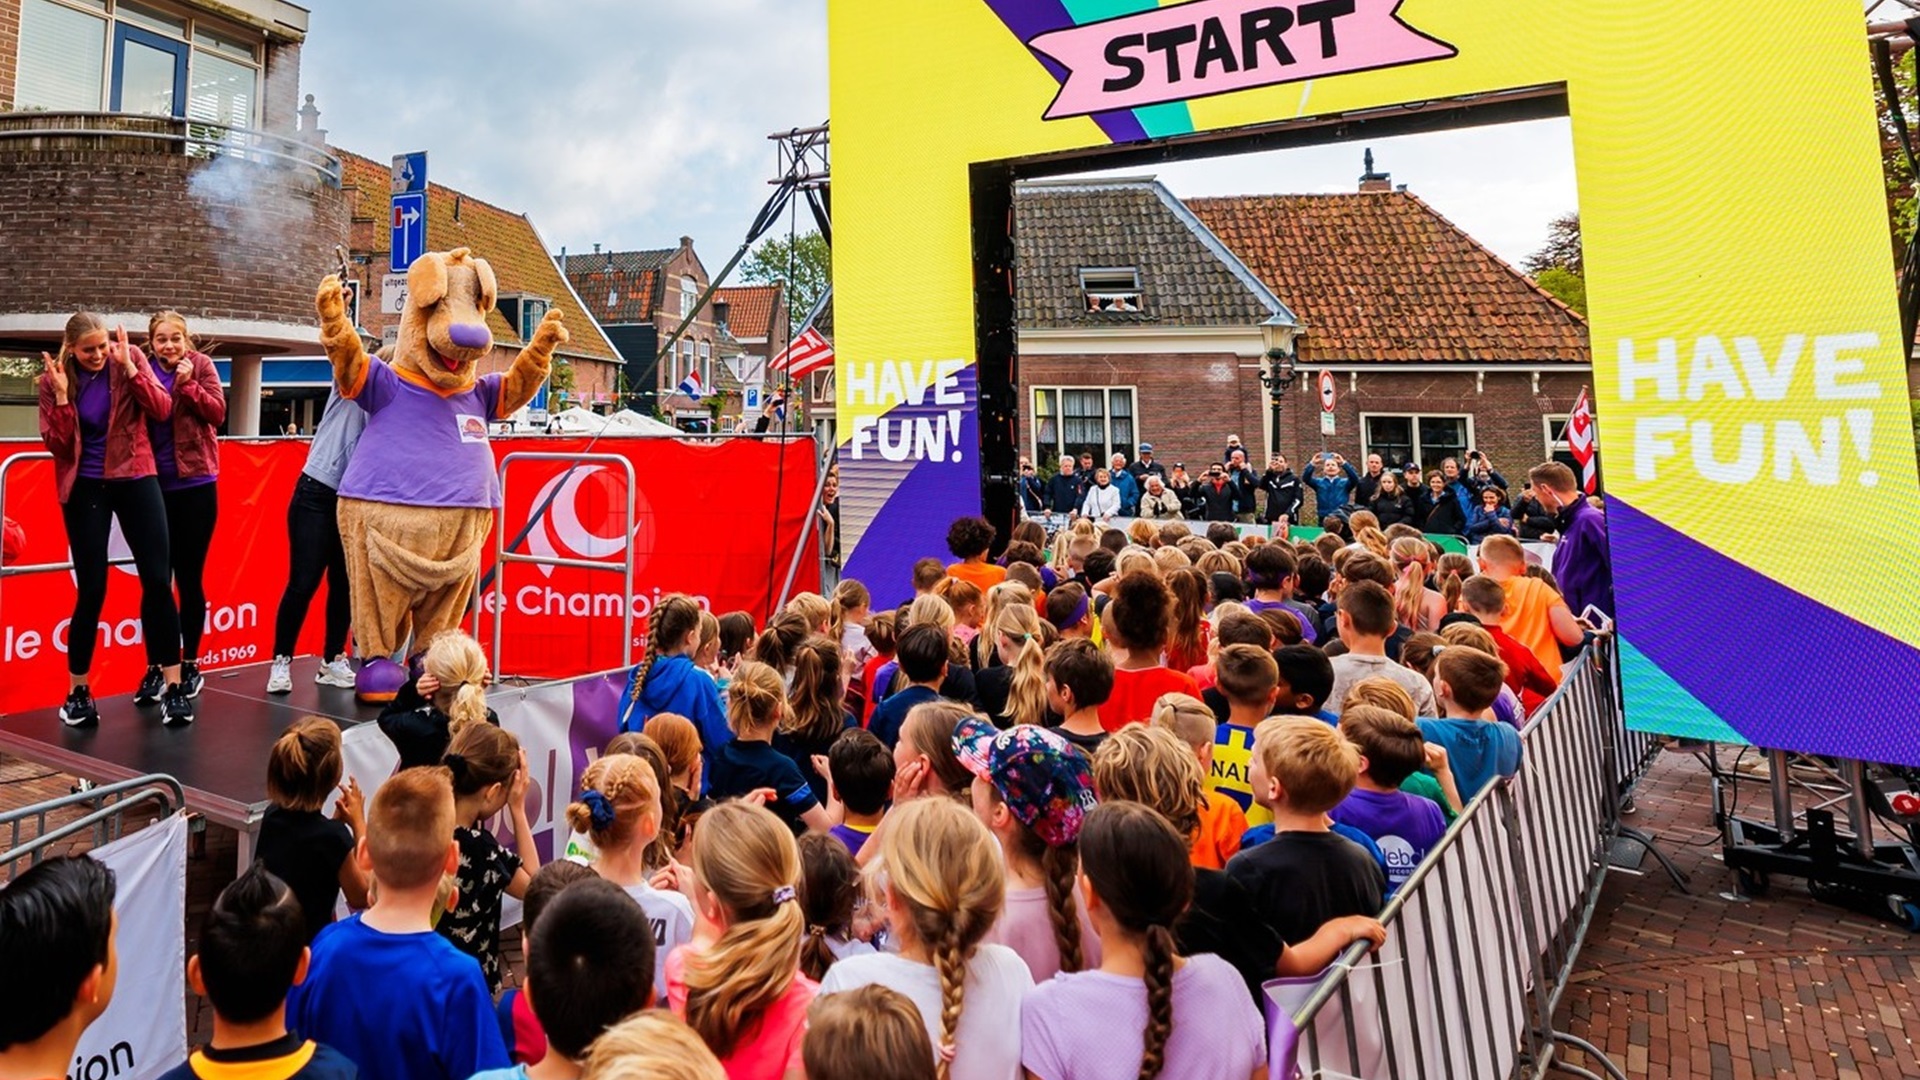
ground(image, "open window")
xmin=1078 ymin=267 xmax=1142 ymax=313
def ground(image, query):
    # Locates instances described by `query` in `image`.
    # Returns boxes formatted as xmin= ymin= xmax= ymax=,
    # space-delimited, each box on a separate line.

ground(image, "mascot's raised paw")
xmin=316 ymin=274 xmax=348 ymax=325
xmin=532 ymin=308 xmax=569 ymax=353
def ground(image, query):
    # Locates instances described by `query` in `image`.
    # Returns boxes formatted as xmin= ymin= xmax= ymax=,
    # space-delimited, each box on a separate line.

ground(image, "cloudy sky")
xmin=302 ymin=0 xmax=1573 ymax=270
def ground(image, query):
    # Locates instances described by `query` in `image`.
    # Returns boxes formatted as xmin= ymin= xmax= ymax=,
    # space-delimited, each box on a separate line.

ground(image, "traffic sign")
xmin=1318 ymin=370 xmax=1337 ymax=413
xmin=1321 ymin=411 xmax=1337 ymax=436
xmin=391 ymin=152 xmax=427 ymax=194
xmin=744 ymin=385 xmax=763 ymax=411
xmin=380 ymin=273 xmax=409 ymax=314
xmin=390 ymin=191 xmax=426 ymax=270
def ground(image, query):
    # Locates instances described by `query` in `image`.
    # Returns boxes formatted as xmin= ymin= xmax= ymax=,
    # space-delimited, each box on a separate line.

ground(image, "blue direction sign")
xmin=391 ymin=151 xmax=427 ymax=194
xmin=391 ymin=191 xmax=426 ymax=270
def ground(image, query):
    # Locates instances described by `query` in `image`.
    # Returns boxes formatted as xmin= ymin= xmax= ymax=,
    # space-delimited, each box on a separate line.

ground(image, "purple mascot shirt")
xmin=337 ymin=361 xmax=505 ymax=509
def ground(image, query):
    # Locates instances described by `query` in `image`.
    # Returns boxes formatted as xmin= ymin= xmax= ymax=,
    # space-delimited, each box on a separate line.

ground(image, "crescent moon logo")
xmin=525 ymin=466 xmax=651 ymax=579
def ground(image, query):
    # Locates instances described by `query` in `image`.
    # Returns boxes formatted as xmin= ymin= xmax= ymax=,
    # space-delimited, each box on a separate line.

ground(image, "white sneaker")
xmin=316 ymin=655 xmax=356 ymax=688
xmin=266 ymin=656 xmax=293 ymax=695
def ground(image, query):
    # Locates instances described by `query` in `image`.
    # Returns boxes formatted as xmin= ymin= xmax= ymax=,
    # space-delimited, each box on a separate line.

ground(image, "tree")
xmin=1523 ymin=212 xmax=1582 ymax=277
xmin=1534 ymin=267 xmax=1588 ymax=316
xmin=740 ymin=231 xmax=831 ymax=336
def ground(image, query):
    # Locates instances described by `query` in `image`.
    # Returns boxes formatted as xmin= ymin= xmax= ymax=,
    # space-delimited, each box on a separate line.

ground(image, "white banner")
xmin=336 ymin=674 xmax=622 ymax=929
xmin=74 ymin=813 xmax=189 ymax=1080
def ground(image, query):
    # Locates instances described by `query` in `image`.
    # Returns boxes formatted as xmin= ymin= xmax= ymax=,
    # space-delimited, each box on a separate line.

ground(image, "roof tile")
xmin=713 ymin=284 xmax=784 ymax=343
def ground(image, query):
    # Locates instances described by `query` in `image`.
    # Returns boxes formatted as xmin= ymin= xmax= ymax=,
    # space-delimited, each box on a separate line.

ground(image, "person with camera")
xmin=1195 ymin=462 xmax=1239 ymax=522
xmin=1304 ymin=451 xmax=1361 ymax=524
xmin=1017 ymin=457 xmax=1045 ymax=515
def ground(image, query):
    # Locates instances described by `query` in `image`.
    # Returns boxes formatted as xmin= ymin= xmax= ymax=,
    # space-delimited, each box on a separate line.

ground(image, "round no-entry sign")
xmin=1319 ymin=371 xmax=1337 ymax=413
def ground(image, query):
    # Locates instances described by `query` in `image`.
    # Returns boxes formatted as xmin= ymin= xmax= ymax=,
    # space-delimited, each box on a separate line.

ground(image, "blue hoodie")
xmin=617 ymin=654 xmax=730 ymax=758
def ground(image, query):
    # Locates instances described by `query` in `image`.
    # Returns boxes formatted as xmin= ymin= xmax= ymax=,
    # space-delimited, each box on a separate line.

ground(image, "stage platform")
xmin=0 ymin=656 xmax=383 ymax=868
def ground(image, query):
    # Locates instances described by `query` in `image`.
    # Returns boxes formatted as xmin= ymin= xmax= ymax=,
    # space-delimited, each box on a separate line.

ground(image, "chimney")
xmin=296 ymin=94 xmax=326 ymax=146
xmin=714 ymin=299 xmax=731 ymax=333
xmin=1359 ymin=148 xmax=1392 ymax=193
xmin=680 ymin=235 xmax=694 ymax=251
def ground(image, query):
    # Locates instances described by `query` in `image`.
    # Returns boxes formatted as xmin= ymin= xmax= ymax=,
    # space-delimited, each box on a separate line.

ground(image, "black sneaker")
xmin=59 ymin=686 xmax=99 ymax=728
xmin=133 ymin=665 xmax=164 ymax=706
xmin=180 ymin=661 xmax=204 ymax=699
xmin=162 ymin=683 xmax=195 ymax=726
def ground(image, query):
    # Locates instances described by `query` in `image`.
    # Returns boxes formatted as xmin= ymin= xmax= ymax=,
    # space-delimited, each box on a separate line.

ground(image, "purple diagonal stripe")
xmin=978 ymin=0 xmax=1150 ymax=144
xmin=1609 ymin=497 xmax=1920 ymax=765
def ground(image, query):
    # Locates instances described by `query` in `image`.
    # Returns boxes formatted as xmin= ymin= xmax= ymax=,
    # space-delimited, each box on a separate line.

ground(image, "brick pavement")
xmin=1555 ymin=751 xmax=1920 ymax=1080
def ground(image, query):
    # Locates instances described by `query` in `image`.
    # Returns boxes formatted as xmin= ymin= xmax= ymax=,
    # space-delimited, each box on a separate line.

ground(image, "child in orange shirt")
xmin=1144 ymin=693 xmax=1247 ymax=869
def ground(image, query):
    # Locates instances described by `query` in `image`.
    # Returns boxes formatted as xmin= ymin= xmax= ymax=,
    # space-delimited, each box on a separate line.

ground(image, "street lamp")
xmin=1259 ymin=347 xmax=1298 ymax=458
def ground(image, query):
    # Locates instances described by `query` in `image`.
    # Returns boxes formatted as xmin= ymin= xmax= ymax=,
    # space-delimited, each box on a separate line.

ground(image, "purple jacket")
xmin=1551 ymin=498 xmax=1613 ymax=620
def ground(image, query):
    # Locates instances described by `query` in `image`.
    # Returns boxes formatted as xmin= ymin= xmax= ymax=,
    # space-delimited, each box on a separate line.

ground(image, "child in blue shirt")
xmin=288 ymin=767 xmax=508 ymax=1080
xmin=618 ymin=594 xmax=728 ymax=756
xmin=1419 ymin=648 xmax=1523 ymax=799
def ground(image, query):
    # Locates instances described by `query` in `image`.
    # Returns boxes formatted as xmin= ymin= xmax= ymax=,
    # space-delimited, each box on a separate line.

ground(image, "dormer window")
xmin=1079 ymin=267 xmax=1142 ymax=313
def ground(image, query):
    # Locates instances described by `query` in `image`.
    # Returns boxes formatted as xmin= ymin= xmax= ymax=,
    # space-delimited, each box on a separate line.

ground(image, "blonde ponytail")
xmin=680 ymin=802 xmax=805 ymax=1058
xmin=995 ymin=603 xmax=1052 ymax=727
xmin=423 ymin=631 xmax=491 ymax=738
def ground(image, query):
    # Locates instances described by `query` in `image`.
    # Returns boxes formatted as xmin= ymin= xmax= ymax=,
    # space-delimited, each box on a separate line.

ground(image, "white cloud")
xmin=300 ymin=0 xmax=829 ymax=258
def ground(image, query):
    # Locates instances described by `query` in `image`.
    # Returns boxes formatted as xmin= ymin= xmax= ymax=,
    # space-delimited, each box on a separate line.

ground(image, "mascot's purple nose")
xmin=448 ymin=322 xmax=490 ymax=350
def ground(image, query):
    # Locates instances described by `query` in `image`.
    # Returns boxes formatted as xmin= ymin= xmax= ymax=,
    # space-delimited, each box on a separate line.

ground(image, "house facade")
xmin=712 ymin=282 xmax=793 ymax=413
xmin=564 ymin=240 xmax=754 ymax=428
xmin=1013 ymin=169 xmax=1592 ymax=509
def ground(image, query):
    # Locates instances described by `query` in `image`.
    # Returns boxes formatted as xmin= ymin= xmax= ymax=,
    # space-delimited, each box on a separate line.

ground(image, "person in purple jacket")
xmin=1529 ymin=461 xmax=1614 ymax=622
xmin=38 ymin=313 xmax=190 ymax=727
xmin=144 ymin=311 xmax=225 ymax=701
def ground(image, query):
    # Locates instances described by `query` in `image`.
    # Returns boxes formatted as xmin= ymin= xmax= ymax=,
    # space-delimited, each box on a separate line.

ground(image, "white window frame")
xmin=680 ymin=275 xmax=698 ymax=318
xmin=1030 ymin=385 xmax=1139 ymax=466
xmin=22 ymin=0 xmax=262 ymax=125
xmin=1543 ymin=415 xmax=1569 ymax=460
xmin=1078 ymin=266 xmax=1143 ymax=313
xmin=1358 ymin=411 xmax=1476 ymax=470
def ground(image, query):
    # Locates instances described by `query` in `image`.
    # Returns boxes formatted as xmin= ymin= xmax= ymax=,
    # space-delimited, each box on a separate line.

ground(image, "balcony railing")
xmin=0 ymin=111 xmax=339 ymax=186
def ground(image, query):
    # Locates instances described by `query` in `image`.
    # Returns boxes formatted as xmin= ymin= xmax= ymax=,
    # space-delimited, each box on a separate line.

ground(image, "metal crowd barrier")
xmin=1282 ymin=637 xmax=1651 ymax=1080
xmin=1 ymin=773 xmax=184 ymax=879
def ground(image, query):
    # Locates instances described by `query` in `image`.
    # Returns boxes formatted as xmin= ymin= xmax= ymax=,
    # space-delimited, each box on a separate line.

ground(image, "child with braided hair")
xmin=954 ymin=718 xmax=1101 ymax=983
xmin=818 ymin=797 xmax=1031 ymax=1080
xmin=568 ymin=752 xmax=694 ymax=1001
xmin=1020 ymin=802 xmax=1267 ymax=1080
xmin=663 ymin=801 xmax=817 ymax=1076
xmin=620 ymin=595 xmax=728 ymax=758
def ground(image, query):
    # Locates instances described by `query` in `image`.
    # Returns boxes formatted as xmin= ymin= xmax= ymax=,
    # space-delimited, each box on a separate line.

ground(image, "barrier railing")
xmin=1278 ymin=637 xmax=1650 ymax=1080
xmin=0 ymin=773 xmax=184 ymax=878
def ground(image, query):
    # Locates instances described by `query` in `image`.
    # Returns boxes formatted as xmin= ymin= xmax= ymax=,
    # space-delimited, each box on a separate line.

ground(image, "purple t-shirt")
xmin=337 ymin=361 xmax=505 ymax=508
xmin=147 ymin=363 xmax=214 ymax=492
xmin=1245 ymin=596 xmax=1318 ymax=643
xmin=73 ymin=366 xmax=111 ymax=480
xmin=1020 ymin=953 xmax=1266 ymax=1080
xmin=1330 ymin=787 xmax=1447 ymax=892
xmin=828 ymin=821 xmax=873 ymax=858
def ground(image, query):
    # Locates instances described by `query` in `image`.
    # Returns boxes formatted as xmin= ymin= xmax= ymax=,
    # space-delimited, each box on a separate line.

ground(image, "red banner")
xmin=0 ymin=436 xmax=819 ymax=714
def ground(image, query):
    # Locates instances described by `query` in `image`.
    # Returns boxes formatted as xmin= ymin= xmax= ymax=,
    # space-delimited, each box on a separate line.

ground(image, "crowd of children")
xmin=0 ymin=502 xmax=1601 ymax=1080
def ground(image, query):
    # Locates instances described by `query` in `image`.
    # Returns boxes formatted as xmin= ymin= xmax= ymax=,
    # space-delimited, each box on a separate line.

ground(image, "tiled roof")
xmin=1185 ymin=192 xmax=1590 ymax=364
xmin=714 ymin=284 xmax=783 ymax=342
xmin=333 ymin=149 xmax=620 ymax=364
xmin=564 ymin=250 xmax=676 ymax=325
xmin=1015 ymin=178 xmax=1295 ymax=330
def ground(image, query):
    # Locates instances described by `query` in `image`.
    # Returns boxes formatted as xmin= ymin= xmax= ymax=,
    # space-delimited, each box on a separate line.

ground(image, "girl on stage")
xmin=144 ymin=311 xmax=224 ymax=699
xmin=38 ymin=313 xmax=190 ymax=726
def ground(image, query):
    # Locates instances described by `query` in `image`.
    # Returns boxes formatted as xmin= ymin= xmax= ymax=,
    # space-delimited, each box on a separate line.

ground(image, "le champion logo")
xmin=1025 ymin=0 xmax=1457 ymax=121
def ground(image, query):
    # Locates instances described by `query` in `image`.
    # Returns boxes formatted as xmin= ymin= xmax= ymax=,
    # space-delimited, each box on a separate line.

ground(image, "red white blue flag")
xmin=1567 ymin=387 xmax=1598 ymax=494
xmin=770 ymin=327 xmax=835 ymax=379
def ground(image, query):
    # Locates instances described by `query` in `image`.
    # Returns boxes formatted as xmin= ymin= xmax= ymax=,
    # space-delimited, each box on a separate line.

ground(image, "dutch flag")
xmin=676 ymin=370 xmax=706 ymax=401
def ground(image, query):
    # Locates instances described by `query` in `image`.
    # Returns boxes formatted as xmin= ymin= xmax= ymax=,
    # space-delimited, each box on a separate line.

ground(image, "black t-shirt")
xmin=1224 ymin=830 xmax=1386 ymax=946
xmin=256 ymin=806 xmax=354 ymax=942
xmin=773 ymin=713 xmax=855 ymax=799
xmin=377 ymin=680 xmax=500 ymax=770
xmin=1176 ymin=867 xmax=1285 ymax=1003
xmin=709 ymin=738 xmax=820 ymax=834
xmin=438 ymin=824 xmax=522 ymax=992
xmin=1053 ymin=726 xmax=1108 ymax=757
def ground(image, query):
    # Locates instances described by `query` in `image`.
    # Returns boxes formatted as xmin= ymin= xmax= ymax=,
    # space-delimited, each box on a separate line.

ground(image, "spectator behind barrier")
xmin=0 ymin=855 xmax=118 ymax=1078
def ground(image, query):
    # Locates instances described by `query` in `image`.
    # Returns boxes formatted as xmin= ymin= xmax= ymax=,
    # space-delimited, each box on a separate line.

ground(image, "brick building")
xmin=0 ymin=0 xmax=339 ymax=435
xmin=563 ymin=240 xmax=745 ymax=429
xmin=1015 ymin=177 xmax=1298 ymax=474
xmin=712 ymin=283 xmax=794 ymax=410
xmin=1013 ymin=170 xmax=1592 ymax=508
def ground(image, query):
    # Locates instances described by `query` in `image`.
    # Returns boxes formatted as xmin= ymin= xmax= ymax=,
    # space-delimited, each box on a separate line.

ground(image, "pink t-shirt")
xmin=338 ymin=359 xmax=505 ymax=508
xmin=985 ymin=884 xmax=1103 ymax=983
xmin=665 ymin=945 xmax=816 ymax=1080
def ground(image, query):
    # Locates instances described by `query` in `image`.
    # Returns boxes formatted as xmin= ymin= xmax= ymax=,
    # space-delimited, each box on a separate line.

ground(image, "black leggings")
xmin=164 ymin=483 xmax=218 ymax=659
xmin=62 ymin=477 xmax=180 ymax=674
xmin=272 ymin=474 xmax=351 ymax=659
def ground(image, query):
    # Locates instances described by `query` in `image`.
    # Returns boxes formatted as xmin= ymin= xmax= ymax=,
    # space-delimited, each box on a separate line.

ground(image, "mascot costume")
xmin=315 ymin=247 xmax=568 ymax=699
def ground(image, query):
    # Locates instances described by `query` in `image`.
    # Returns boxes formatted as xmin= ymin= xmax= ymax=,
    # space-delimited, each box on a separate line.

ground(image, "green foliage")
xmin=548 ymin=357 xmax=576 ymax=397
xmin=740 ymin=231 xmax=831 ymax=335
xmin=1877 ymin=51 xmax=1919 ymax=254
xmin=1534 ymin=267 xmax=1588 ymax=316
xmin=1523 ymin=212 xmax=1582 ymax=277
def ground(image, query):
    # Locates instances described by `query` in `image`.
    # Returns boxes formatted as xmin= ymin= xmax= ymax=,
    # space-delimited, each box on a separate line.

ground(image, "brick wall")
xmin=262 ymin=39 xmax=302 ymax=133
xmin=0 ymin=147 xmax=348 ymax=329
xmin=1019 ymin=350 xmax=1269 ymax=471
xmin=0 ymin=0 xmax=19 ymax=113
xmin=1020 ymin=353 xmax=1592 ymax=513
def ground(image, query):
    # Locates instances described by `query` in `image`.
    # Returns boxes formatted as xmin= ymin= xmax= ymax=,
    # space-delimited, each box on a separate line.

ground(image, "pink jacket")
xmin=152 ymin=349 xmax=225 ymax=480
xmin=39 ymin=344 xmax=172 ymax=503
